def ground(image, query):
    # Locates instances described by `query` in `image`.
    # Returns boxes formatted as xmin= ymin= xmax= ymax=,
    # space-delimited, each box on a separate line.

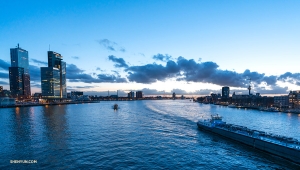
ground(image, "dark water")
xmin=0 ymin=100 xmax=300 ymax=169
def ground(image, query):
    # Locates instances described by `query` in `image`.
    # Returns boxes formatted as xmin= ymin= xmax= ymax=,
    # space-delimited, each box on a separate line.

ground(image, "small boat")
xmin=113 ymin=104 xmax=118 ymax=110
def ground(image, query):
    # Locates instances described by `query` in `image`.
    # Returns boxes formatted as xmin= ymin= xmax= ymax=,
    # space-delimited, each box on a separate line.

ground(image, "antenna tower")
xmin=247 ymin=78 xmax=251 ymax=95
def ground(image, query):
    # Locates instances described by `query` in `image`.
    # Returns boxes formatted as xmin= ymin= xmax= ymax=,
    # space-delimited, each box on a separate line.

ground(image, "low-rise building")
xmin=274 ymin=95 xmax=289 ymax=108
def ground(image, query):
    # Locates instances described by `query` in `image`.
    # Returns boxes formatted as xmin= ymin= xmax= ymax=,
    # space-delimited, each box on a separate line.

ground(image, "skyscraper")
xmin=136 ymin=91 xmax=143 ymax=99
xmin=9 ymin=44 xmax=31 ymax=99
xmin=222 ymin=86 xmax=230 ymax=98
xmin=41 ymin=51 xmax=67 ymax=99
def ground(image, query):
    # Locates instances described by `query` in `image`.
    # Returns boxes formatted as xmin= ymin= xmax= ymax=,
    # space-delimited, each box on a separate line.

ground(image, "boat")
xmin=113 ymin=104 xmax=118 ymax=110
xmin=228 ymin=104 xmax=236 ymax=108
xmin=197 ymin=115 xmax=300 ymax=165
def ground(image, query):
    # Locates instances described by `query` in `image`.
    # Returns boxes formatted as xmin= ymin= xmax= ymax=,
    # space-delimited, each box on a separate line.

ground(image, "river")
xmin=0 ymin=100 xmax=299 ymax=169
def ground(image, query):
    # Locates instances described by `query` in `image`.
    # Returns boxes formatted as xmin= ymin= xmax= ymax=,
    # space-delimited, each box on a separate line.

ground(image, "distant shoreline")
xmin=0 ymin=101 xmax=100 ymax=109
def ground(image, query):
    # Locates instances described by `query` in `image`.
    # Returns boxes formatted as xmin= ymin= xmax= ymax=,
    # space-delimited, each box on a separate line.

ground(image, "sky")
xmin=0 ymin=0 xmax=300 ymax=96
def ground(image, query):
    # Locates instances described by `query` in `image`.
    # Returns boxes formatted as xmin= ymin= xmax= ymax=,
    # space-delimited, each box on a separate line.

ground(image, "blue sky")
xmin=0 ymin=0 xmax=300 ymax=96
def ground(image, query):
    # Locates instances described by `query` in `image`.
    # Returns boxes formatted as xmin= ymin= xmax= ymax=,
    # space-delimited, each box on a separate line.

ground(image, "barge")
xmin=197 ymin=115 xmax=300 ymax=164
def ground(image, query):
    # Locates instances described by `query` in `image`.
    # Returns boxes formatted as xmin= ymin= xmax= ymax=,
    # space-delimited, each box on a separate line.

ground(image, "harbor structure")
xmin=9 ymin=44 xmax=31 ymax=99
xmin=41 ymin=51 xmax=67 ymax=99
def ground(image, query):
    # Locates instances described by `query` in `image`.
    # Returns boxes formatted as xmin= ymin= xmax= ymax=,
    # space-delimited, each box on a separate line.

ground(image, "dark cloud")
xmin=124 ymin=56 xmax=294 ymax=91
xmin=0 ymin=80 xmax=8 ymax=85
xmin=126 ymin=60 xmax=179 ymax=83
xmin=0 ymin=59 xmax=10 ymax=70
xmin=31 ymin=59 xmax=47 ymax=66
xmin=71 ymin=56 xmax=80 ymax=59
xmin=29 ymin=65 xmax=41 ymax=82
xmin=31 ymin=83 xmax=41 ymax=88
xmin=69 ymin=86 xmax=95 ymax=89
xmin=98 ymin=39 xmax=126 ymax=52
xmin=97 ymin=74 xmax=127 ymax=83
xmin=108 ymin=55 xmax=129 ymax=68
xmin=67 ymin=64 xmax=127 ymax=83
xmin=153 ymin=54 xmax=171 ymax=62
xmin=278 ymin=72 xmax=300 ymax=85
xmin=0 ymin=72 xmax=8 ymax=79
xmin=138 ymin=88 xmax=167 ymax=95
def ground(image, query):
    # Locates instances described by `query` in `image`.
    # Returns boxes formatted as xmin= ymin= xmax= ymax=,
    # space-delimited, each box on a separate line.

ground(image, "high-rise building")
xmin=128 ymin=91 xmax=135 ymax=100
xmin=9 ymin=44 xmax=31 ymax=99
xmin=41 ymin=51 xmax=67 ymax=99
xmin=136 ymin=91 xmax=143 ymax=99
xmin=222 ymin=86 xmax=230 ymax=98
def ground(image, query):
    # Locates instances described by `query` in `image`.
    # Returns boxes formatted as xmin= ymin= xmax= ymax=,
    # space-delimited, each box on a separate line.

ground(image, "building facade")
xmin=41 ymin=51 xmax=67 ymax=99
xmin=288 ymin=91 xmax=300 ymax=108
xmin=128 ymin=91 xmax=135 ymax=100
xmin=222 ymin=86 xmax=230 ymax=98
xmin=9 ymin=44 xmax=31 ymax=99
xmin=136 ymin=91 xmax=143 ymax=99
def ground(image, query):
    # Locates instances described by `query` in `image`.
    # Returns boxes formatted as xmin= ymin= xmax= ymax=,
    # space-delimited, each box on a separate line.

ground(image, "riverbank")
xmin=0 ymin=101 xmax=100 ymax=108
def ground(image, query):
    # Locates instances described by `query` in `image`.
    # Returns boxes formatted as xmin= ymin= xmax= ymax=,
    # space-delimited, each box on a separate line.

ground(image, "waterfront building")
xmin=9 ymin=44 xmax=31 ymax=99
xmin=222 ymin=86 xmax=230 ymax=98
xmin=172 ymin=92 xmax=176 ymax=99
xmin=136 ymin=91 xmax=143 ymax=99
xmin=128 ymin=91 xmax=135 ymax=100
xmin=2 ymin=90 xmax=11 ymax=97
xmin=288 ymin=91 xmax=300 ymax=108
xmin=41 ymin=51 xmax=67 ymax=99
xmin=274 ymin=95 xmax=289 ymax=108
xmin=71 ymin=91 xmax=84 ymax=101
xmin=0 ymin=86 xmax=2 ymax=92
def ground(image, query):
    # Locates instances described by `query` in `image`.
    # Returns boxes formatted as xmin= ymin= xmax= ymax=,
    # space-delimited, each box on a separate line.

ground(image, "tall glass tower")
xmin=9 ymin=44 xmax=31 ymax=99
xmin=41 ymin=51 xmax=67 ymax=99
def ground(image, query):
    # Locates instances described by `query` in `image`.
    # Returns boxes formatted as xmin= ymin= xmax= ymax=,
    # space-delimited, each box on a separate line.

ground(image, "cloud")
xmin=124 ymin=56 xmax=293 ymax=91
xmin=153 ymin=54 xmax=171 ymax=62
xmin=108 ymin=55 xmax=129 ymax=68
xmin=96 ymin=67 xmax=103 ymax=71
xmin=278 ymin=72 xmax=300 ymax=85
xmin=0 ymin=80 xmax=8 ymax=85
xmin=31 ymin=59 xmax=47 ymax=66
xmin=97 ymin=74 xmax=127 ymax=83
xmin=31 ymin=83 xmax=41 ymax=88
xmin=71 ymin=56 xmax=80 ymax=59
xmin=67 ymin=63 xmax=127 ymax=83
xmin=0 ymin=59 xmax=10 ymax=70
xmin=29 ymin=65 xmax=41 ymax=82
xmin=98 ymin=39 xmax=126 ymax=52
xmin=0 ymin=72 xmax=8 ymax=79
xmin=126 ymin=60 xmax=180 ymax=83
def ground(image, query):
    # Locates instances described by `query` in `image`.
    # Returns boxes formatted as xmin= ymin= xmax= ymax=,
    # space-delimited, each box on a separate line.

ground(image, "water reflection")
xmin=42 ymin=105 xmax=70 ymax=167
xmin=10 ymin=107 xmax=36 ymax=159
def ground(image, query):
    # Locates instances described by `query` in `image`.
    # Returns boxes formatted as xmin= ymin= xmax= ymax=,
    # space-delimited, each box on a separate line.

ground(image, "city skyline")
xmin=1 ymin=0 xmax=300 ymax=96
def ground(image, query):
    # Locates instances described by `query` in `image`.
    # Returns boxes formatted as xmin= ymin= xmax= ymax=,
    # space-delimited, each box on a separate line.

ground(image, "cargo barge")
xmin=197 ymin=115 xmax=300 ymax=165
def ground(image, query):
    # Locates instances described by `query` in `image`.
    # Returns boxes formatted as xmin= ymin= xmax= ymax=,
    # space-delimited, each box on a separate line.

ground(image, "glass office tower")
xmin=9 ymin=44 xmax=31 ymax=99
xmin=41 ymin=51 xmax=67 ymax=99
